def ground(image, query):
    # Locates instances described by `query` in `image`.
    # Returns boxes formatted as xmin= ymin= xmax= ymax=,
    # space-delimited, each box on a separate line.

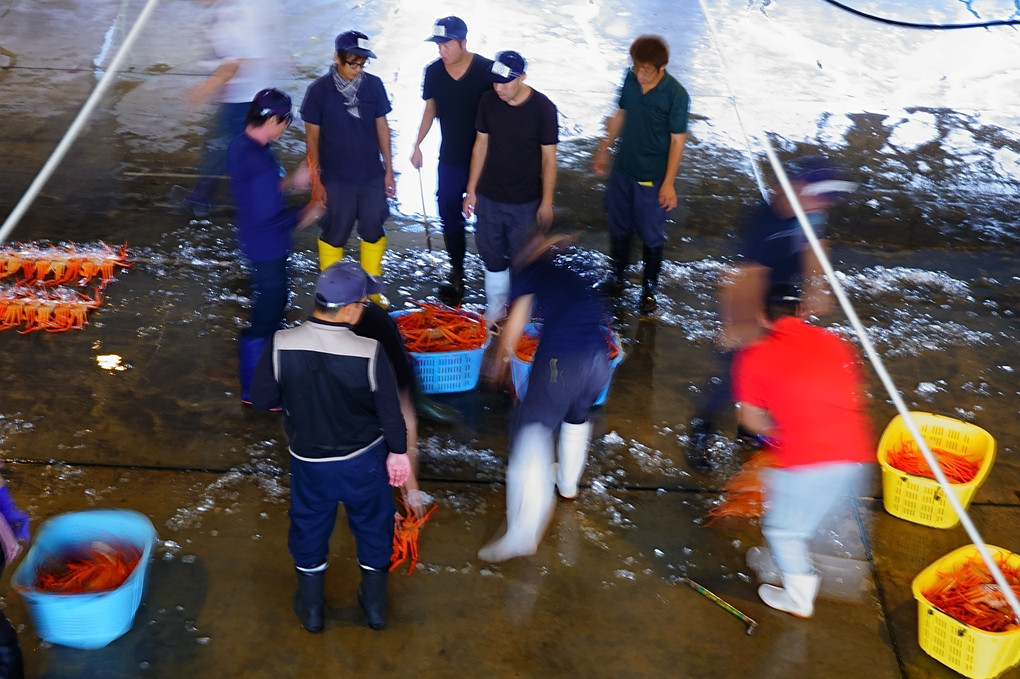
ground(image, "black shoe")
xmin=639 ymin=290 xmax=658 ymax=314
xmin=686 ymin=418 xmax=715 ymax=472
xmin=736 ymin=425 xmax=767 ymax=449
xmin=358 ymin=566 xmax=388 ymax=630
xmin=600 ymin=274 xmax=627 ymax=297
xmin=293 ymin=568 xmax=325 ymax=633
xmin=437 ymin=281 xmax=465 ymax=306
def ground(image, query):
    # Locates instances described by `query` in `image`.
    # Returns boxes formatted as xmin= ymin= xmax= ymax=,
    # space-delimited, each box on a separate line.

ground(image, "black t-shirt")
xmin=352 ymin=303 xmax=414 ymax=390
xmin=422 ymin=54 xmax=494 ymax=167
xmin=475 ymin=88 xmax=559 ymax=204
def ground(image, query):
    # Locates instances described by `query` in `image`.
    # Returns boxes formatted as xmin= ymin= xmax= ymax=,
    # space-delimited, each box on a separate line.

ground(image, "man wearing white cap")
xmin=462 ymin=50 xmax=559 ymax=325
xmin=410 ymin=16 xmax=494 ymax=304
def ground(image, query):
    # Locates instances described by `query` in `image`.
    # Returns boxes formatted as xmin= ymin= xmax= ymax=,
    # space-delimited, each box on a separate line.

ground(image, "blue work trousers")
xmin=244 ymin=257 xmax=288 ymax=340
xmin=516 ymin=348 xmax=610 ymax=431
xmin=605 ymin=169 xmax=668 ymax=249
xmin=437 ymin=162 xmax=469 ymax=271
xmin=288 ymin=441 xmax=395 ymax=572
xmin=474 ymin=195 xmax=539 ymax=272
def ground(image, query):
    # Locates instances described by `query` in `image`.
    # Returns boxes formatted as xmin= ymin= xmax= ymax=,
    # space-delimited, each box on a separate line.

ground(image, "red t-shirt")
xmin=732 ymin=317 xmax=874 ymax=468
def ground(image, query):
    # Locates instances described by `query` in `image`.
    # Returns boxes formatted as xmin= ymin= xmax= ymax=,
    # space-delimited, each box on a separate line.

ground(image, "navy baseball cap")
xmin=788 ymin=156 xmax=858 ymax=203
xmin=489 ymin=50 xmax=526 ymax=83
xmin=315 ymin=262 xmax=384 ymax=308
xmin=765 ymin=283 xmax=801 ymax=305
xmin=335 ymin=30 xmax=377 ymax=59
xmin=426 ymin=16 xmax=467 ymax=43
xmin=251 ymin=88 xmax=292 ymax=119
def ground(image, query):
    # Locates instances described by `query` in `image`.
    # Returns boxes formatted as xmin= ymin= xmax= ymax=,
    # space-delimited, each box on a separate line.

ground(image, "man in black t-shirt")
xmin=462 ymin=50 xmax=559 ymax=325
xmin=410 ymin=17 xmax=494 ymax=304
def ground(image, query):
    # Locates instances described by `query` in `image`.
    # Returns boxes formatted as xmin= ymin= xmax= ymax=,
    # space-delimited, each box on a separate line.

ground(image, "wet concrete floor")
xmin=0 ymin=0 xmax=1018 ymax=677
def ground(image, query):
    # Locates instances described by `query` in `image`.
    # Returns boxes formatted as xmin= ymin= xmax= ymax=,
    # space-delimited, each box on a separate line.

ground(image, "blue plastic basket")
xmin=510 ymin=323 xmax=624 ymax=406
xmin=391 ymin=309 xmax=488 ymax=394
xmin=11 ymin=509 xmax=157 ymax=649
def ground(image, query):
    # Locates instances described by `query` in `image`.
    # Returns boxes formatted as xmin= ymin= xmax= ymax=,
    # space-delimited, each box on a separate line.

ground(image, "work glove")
xmin=0 ymin=485 xmax=30 ymax=543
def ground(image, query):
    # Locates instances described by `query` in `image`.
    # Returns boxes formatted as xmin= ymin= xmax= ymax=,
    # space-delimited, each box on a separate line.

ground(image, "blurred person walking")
xmin=592 ymin=35 xmax=690 ymax=314
xmin=0 ymin=473 xmax=29 ymax=679
xmin=732 ymin=287 xmax=873 ymax=617
xmin=462 ymin=50 xmax=559 ymax=325
xmin=227 ymin=88 xmax=323 ymax=405
xmin=410 ymin=16 xmax=494 ymax=305
xmin=175 ymin=0 xmax=288 ymax=216
xmin=250 ymin=262 xmax=411 ymax=632
xmin=686 ymin=156 xmax=857 ymax=470
xmin=301 ymin=30 xmax=395 ymax=306
xmin=477 ymin=230 xmax=610 ymax=562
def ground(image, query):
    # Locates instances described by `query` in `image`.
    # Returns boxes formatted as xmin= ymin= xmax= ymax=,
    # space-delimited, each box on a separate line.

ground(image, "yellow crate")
xmin=876 ymin=411 xmax=996 ymax=528
xmin=911 ymin=544 xmax=1020 ymax=679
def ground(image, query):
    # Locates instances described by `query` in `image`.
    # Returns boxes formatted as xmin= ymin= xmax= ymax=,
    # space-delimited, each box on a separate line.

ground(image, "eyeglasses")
xmin=280 ymin=113 xmax=293 ymax=126
xmin=343 ymin=59 xmax=368 ymax=70
xmin=631 ymin=64 xmax=660 ymax=77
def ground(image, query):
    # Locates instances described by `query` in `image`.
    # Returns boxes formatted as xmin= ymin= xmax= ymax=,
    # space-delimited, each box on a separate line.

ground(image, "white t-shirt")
xmin=208 ymin=0 xmax=285 ymax=103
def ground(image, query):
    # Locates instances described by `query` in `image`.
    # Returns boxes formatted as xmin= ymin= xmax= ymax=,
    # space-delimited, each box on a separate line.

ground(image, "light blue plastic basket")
xmin=510 ymin=323 xmax=624 ymax=406
xmin=391 ymin=309 xmax=488 ymax=394
xmin=11 ymin=509 xmax=157 ymax=649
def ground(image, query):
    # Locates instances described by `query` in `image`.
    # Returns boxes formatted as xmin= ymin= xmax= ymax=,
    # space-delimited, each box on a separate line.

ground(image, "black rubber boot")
xmin=639 ymin=244 xmax=663 ymax=314
xmin=686 ymin=417 xmax=715 ymax=473
xmin=437 ymin=263 xmax=465 ymax=306
xmin=603 ymin=235 xmax=631 ymax=296
xmin=293 ymin=568 xmax=325 ymax=633
xmin=413 ymin=379 xmax=460 ymax=424
xmin=357 ymin=566 xmax=389 ymax=630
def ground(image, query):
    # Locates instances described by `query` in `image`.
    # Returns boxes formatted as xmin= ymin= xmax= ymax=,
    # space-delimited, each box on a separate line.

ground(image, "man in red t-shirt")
xmin=732 ymin=287 xmax=873 ymax=617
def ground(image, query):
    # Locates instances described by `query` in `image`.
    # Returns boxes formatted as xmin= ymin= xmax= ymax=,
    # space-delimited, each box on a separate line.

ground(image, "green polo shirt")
xmin=615 ymin=69 xmax=690 ymax=183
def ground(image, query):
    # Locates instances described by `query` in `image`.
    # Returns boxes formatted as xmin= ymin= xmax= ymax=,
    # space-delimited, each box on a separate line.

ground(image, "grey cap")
xmin=314 ymin=262 xmax=384 ymax=308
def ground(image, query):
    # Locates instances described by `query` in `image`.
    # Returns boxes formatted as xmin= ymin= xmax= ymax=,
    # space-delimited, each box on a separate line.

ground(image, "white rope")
xmin=0 ymin=0 xmax=163 ymax=245
xmin=698 ymin=0 xmax=1020 ymax=623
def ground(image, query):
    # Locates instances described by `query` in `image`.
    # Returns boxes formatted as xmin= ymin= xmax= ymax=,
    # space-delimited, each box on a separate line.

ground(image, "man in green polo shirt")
xmin=593 ymin=35 xmax=690 ymax=314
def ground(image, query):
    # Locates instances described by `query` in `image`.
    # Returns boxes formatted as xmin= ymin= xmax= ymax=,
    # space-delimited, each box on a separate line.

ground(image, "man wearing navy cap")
xmin=227 ymin=87 xmax=324 ymax=405
xmin=301 ymin=30 xmax=395 ymax=304
xmin=462 ymin=50 xmax=559 ymax=325
xmin=251 ymin=262 xmax=411 ymax=633
xmin=687 ymin=156 xmax=858 ymax=470
xmin=410 ymin=17 xmax=494 ymax=305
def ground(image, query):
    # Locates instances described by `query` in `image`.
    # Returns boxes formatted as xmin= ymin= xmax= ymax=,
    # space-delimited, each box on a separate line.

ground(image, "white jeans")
xmin=762 ymin=463 xmax=866 ymax=575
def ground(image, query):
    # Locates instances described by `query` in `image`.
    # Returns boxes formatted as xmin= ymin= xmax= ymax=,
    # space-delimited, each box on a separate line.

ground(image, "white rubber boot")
xmin=483 ymin=268 xmax=511 ymax=326
xmin=478 ymin=424 xmax=555 ymax=562
xmin=758 ymin=571 xmax=821 ymax=618
xmin=556 ymin=421 xmax=592 ymax=499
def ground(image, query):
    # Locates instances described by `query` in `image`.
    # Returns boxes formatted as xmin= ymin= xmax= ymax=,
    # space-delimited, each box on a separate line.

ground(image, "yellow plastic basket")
xmin=876 ymin=412 xmax=995 ymax=528
xmin=911 ymin=544 xmax=1020 ymax=679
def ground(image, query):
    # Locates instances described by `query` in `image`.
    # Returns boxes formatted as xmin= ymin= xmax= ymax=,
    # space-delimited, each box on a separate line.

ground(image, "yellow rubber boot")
xmin=360 ymin=236 xmax=389 ymax=308
xmin=317 ymin=240 xmax=344 ymax=271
